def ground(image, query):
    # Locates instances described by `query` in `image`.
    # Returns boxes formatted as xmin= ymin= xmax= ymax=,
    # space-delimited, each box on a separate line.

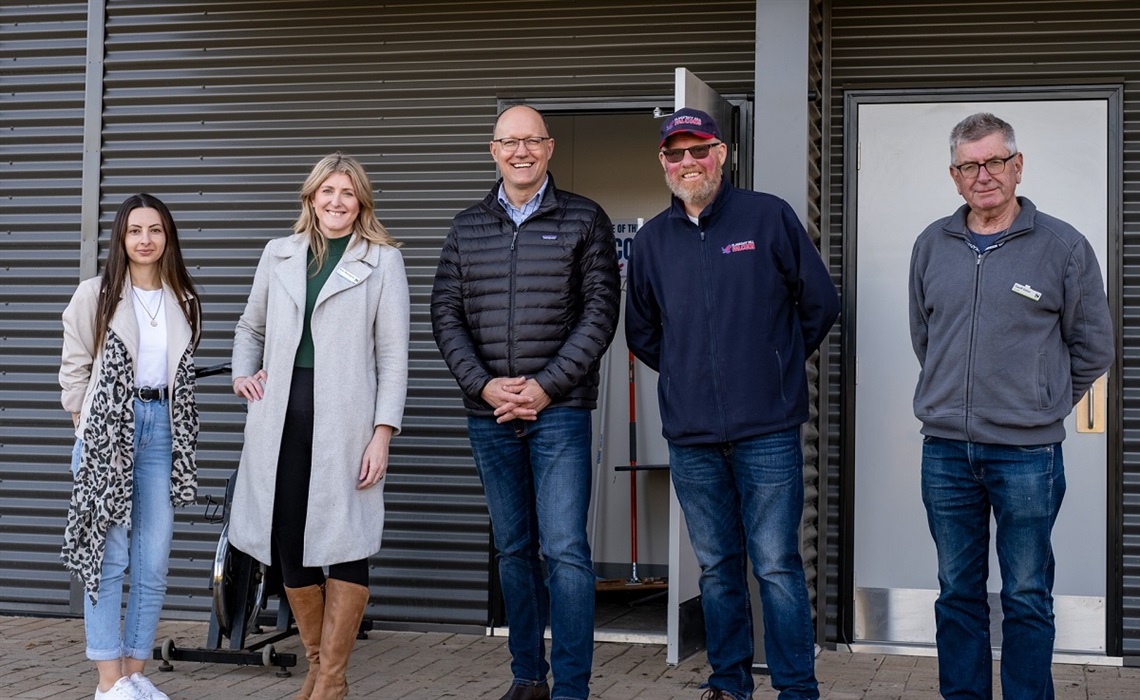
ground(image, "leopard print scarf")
xmin=61 ymin=329 xmax=199 ymax=603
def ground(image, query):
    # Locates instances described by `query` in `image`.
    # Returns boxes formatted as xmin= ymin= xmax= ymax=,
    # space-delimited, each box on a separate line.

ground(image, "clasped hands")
xmin=482 ymin=377 xmax=550 ymax=424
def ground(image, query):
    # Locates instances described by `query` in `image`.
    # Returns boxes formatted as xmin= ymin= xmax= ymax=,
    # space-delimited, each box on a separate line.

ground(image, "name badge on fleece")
xmin=1012 ymin=282 xmax=1041 ymax=301
xmin=336 ymin=267 xmax=361 ymax=284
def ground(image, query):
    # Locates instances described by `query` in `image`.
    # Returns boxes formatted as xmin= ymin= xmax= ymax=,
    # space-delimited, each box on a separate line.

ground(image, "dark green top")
xmin=294 ymin=234 xmax=352 ymax=368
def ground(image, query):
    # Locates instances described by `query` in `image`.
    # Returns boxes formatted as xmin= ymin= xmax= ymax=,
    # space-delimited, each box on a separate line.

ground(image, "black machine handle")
xmin=194 ymin=360 xmax=233 ymax=523
xmin=194 ymin=362 xmax=232 ymax=379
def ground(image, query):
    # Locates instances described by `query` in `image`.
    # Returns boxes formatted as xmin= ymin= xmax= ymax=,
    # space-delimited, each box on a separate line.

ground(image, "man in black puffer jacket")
xmin=431 ymin=104 xmax=620 ymax=700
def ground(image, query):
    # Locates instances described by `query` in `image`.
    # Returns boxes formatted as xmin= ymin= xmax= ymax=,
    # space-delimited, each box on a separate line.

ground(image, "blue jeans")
xmin=72 ymin=399 xmax=175 ymax=661
xmin=467 ymin=407 xmax=594 ymax=700
xmin=668 ymin=427 xmax=819 ymax=700
xmin=921 ymin=436 xmax=1066 ymax=700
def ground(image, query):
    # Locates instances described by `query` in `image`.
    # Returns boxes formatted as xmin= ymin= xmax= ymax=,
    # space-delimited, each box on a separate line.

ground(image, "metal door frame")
xmin=837 ymin=85 xmax=1125 ymax=656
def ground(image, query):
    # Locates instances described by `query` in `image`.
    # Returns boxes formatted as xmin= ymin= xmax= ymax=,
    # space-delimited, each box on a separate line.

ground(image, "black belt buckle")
xmin=135 ymin=386 xmax=168 ymax=402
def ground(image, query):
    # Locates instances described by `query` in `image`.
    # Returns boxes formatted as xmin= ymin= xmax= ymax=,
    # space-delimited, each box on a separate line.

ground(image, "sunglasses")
xmin=661 ymin=142 xmax=723 ymax=163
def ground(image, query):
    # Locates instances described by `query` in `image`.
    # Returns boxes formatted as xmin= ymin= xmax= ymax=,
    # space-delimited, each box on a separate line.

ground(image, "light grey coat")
xmin=228 ymin=233 xmax=409 ymax=567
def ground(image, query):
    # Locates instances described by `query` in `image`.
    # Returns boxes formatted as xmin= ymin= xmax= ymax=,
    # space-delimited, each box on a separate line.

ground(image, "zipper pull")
xmin=700 ymin=229 xmax=706 ymax=241
xmin=511 ymin=229 xmax=518 ymax=251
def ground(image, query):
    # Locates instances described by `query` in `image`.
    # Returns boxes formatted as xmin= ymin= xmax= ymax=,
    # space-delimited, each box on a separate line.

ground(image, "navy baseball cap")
xmin=659 ymin=108 xmax=721 ymax=147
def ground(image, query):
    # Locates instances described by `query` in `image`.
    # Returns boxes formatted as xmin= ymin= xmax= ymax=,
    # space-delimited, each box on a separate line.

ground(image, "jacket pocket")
xmin=659 ymin=373 xmax=677 ymax=432
xmin=773 ymin=346 xmax=787 ymax=404
xmin=1036 ymin=351 xmax=1053 ymax=410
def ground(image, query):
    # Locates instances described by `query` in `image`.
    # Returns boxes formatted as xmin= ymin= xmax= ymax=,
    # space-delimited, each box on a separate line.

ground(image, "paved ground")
xmin=3 ymin=615 xmax=1139 ymax=699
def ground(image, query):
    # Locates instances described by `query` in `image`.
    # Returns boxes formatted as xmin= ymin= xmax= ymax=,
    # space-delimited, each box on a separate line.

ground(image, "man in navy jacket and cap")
xmin=626 ymin=108 xmax=838 ymax=700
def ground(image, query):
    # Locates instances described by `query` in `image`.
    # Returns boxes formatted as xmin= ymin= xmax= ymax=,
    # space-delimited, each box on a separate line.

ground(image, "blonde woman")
xmin=229 ymin=153 xmax=409 ymax=700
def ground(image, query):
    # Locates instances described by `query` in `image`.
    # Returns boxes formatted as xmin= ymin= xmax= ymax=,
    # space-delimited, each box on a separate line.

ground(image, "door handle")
xmin=1076 ymin=373 xmax=1107 ymax=434
xmin=1087 ymin=382 xmax=1095 ymax=430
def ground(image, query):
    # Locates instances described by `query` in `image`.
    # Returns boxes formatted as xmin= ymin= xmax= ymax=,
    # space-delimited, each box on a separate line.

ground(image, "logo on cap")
xmin=660 ymin=108 xmax=721 ymax=146
xmin=666 ymin=115 xmax=705 ymax=130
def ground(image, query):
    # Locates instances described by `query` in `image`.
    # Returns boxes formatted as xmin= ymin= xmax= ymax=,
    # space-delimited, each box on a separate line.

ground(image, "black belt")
xmin=134 ymin=386 xmax=169 ymax=402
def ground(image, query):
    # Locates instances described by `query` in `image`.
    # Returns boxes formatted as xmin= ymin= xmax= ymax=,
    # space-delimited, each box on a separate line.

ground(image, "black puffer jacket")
xmin=431 ymin=177 xmax=621 ymax=416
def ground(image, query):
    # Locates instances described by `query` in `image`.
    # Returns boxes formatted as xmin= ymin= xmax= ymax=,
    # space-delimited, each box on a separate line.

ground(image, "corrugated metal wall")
xmin=821 ymin=0 xmax=1139 ymax=654
xmin=0 ymin=0 xmax=90 ymax=614
xmin=1 ymin=0 xmax=758 ymax=628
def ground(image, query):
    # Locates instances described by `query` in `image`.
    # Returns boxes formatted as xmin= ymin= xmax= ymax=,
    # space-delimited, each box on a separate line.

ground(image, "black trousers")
xmin=271 ymin=367 xmax=368 ymax=588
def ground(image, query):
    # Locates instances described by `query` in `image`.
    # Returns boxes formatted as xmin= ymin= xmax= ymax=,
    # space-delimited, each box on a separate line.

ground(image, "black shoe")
xmin=700 ymin=689 xmax=731 ymax=700
xmin=498 ymin=682 xmax=551 ymax=700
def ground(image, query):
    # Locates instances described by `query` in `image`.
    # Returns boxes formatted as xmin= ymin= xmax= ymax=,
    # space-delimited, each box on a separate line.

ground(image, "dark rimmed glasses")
xmin=661 ymin=141 xmax=723 ymax=163
xmin=953 ymin=152 xmax=1018 ymax=179
xmin=493 ymin=137 xmax=552 ymax=151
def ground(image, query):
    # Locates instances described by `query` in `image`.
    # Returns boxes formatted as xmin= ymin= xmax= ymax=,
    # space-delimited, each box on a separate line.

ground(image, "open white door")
xmin=851 ymin=98 xmax=1110 ymax=658
xmin=665 ymin=67 xmax=740 ymax=665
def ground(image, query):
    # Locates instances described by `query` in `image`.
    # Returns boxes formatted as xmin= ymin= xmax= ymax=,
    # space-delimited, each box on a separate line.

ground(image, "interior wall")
xmin=546 ymin=113 xmax=672 ymax=575
xmin=547 ymin=114 xmax=670 ymax=220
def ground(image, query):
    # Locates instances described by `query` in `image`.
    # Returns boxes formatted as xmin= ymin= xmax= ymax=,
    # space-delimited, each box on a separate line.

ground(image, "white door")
xmin=852 ymin=99 xmax=1110 ymax=655
xmin=665 ymin=67 xmax=740 ymax=664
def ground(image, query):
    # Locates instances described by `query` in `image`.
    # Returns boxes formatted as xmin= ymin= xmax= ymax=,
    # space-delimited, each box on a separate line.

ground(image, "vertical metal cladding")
xmin=823 ymin=0 xmax=1140 ymax=652
xmin=7 ymin=0 xmax=755 ymax=626
xmin=0 ymin=1 xmax=90 ymax=613
xmin=806 ymin=0 xmax=830 ymax=638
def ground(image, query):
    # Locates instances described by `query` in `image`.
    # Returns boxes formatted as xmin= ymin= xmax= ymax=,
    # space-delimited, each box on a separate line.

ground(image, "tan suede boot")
xmin=309 ymin=579 xmax=369 ymax=700
xmin=284 ymin=583 xmax=326 ymax=700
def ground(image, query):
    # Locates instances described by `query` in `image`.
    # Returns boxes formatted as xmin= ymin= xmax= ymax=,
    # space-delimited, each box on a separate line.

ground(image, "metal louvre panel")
xmin=0 ymin=1 xmax=89 ymax=614
xmin=806 ymin=0 xmax=829 ymax=636
xmin=90 ymin=0 xmax=756 ymax=627
xmin=823 ymin=0 xmax=1139 ymax=652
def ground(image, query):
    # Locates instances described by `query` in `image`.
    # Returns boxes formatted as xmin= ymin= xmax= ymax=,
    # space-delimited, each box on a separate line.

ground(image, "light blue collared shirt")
xmin=497 ymin=177 xmax=549 ymax=226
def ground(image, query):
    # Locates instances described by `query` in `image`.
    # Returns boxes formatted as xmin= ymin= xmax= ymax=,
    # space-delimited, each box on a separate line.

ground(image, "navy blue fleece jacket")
xmin=625 ymin=182 xmax=839 ymax=446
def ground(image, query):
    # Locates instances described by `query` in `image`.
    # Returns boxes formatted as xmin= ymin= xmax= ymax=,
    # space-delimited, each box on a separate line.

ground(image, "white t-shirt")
xmin=132 ymin=287 xmax=169 ymax=388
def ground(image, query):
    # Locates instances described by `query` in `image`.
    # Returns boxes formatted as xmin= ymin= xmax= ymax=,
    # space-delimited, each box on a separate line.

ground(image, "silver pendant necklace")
xmin=132 ymin=287 xmax=163 ymax=327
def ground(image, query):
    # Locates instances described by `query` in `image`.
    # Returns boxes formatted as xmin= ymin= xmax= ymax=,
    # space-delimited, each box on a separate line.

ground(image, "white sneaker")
xmin=129 ymin=673 xmax=171 ymax=700
xmin=93 ymin=676 xmax=149 ymax=700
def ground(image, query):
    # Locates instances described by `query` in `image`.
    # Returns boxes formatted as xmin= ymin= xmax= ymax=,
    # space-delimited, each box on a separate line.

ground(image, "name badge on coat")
xmin=336 ymin=267 xmax=361 ymax=284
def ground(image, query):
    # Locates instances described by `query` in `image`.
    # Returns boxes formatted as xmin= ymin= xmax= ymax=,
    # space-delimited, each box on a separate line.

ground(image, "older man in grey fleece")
xmin=909 ymin=112 xmax=1113 ymax=700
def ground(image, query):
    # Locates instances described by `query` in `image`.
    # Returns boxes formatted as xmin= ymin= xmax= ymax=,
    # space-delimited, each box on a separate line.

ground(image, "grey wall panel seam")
xmin=79 ymin=0 xmax=105 ymax=282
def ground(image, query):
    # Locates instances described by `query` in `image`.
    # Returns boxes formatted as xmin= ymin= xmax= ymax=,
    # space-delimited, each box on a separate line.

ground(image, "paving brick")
xmin=4 ymin=616 xmax=1140 ymax=699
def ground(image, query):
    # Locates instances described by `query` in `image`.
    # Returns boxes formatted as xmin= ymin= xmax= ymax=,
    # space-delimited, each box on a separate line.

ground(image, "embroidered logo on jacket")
xmin=542 ymin=234 xmax=558 ymax=240
xmin=722 ymin=240 xmax=756 ymax=254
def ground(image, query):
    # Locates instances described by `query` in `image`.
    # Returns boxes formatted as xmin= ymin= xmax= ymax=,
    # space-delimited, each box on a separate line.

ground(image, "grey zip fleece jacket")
xmin=909 ymin=197 xmax=1113 ymax=445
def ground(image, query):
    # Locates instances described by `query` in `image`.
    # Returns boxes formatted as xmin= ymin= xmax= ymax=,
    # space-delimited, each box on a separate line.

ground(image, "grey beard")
xmin=665 ymin=168 xmax=721 ymax=209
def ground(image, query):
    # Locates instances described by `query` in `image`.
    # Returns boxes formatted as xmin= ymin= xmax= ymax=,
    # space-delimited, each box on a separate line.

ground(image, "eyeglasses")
xmin=953 ymin=152 xmax=1018 ymax=179
xmin=492 ymin=137 xmax=552 ymax=152
xmin=661 ymin=142 xmax=723 ymax=163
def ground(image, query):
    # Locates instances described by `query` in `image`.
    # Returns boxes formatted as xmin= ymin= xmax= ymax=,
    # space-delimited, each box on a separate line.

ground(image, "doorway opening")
xmin=492 ymin=91 xmax=752 ymax=649
xmin=547 ymin=108 xmax=675 ymax=644
xmin=485 ymin=80 xmax=752 ymax=656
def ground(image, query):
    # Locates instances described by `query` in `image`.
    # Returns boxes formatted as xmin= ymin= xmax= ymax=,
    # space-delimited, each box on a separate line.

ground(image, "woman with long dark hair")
xmin=229 ymin=153 xmax=409 ymax=700
xmin=60 ymin=193 xmax=201 ymax=700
